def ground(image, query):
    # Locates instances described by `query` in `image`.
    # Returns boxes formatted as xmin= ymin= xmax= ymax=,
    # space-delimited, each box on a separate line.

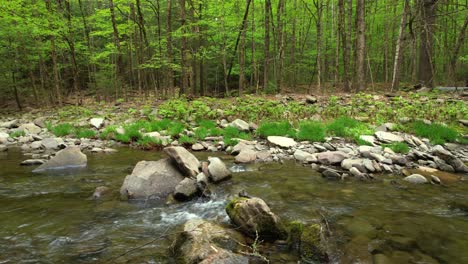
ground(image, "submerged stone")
xmin=32 ymin=146 xmax=87 ymax=173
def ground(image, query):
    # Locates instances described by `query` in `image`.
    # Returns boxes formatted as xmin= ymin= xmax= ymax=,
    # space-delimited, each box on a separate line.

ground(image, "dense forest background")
xmin=0 ymin=0 xmax=467 ymax=109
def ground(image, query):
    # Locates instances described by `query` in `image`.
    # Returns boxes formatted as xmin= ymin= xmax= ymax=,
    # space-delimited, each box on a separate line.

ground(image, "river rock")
xmin=18 ymin=123 xmax=42 ymax=135
xmin=305 ymin=95 xmax=318 ymax=104
xmin=267 ymin=136 xmax=297 ymax=148
xmin=225 ymin=197 xmax=286 ymax=240
xmin=0 ymin=119 xmax=18 ymax=128
xmin=409 ymin=166 xmax=461 ymax=184
xmin=0 ymin=145 xmax=7 ymax=152
xmin=403 ymin=174 xmax=428 ymax=184
xmin=164 ymin=146 xmax=200 ymax=177
xmin=459 ymin=119 xmax=468 ymax=126
xmin=120 ymin=158 xmax=184 ymax=199
xmin=231 ymin=142 xmax=253 ymax=155
xmin=174 ymin=178 xmax=198 ymax=201
xmin=92 ymin=186 xmax=111 ymax=200
xmin=32 ymin=147 xmax=87 ymax=173
xmin=229 ymin=119 xmax=250 ymax=132
xmin=235 ymin=149 xmax=257 ymax=163
xmin=432 ymin=145 xmax=468 ymax=173
xmin=341 ymin=159 xmax=364 ymax=170
xmin=375 ymin=131 xmax=404 ymax=143
xmin=321 ymin=169 xmax=342 ymax=180
xmin=41 ymin=138 xmax=59 ymax=149
xmin=294 ymin=149 xmax=316 ymax=162
xmin=191 ymin=143 xmax=205 ymax=151
xmin=90 ymin=118 xmax=104 ymax=129
xmin=0 ymin=132 xmax=9 ymax=144
xmin=349 ymin=167 xmax=365 ymax=178
xmin=21 ymin=159 xmax=46 ymax=165
xmin=317 ymin=151 xmax=349 ymax=165
xmin=207 ymin=157 xmax=231 ymax=182
xmin=171 ymin=219 xmax=249 ymax=264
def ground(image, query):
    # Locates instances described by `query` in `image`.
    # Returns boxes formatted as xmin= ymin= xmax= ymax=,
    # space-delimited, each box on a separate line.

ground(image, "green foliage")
xmin=326 ymin=117 xmax=372 ymax=138
xmin=167 ymin=122 xmax=185 ymax=137
xmin=382 ymin=142 xmax=410 ymax=154
xmin=74 ymin=128 xmax=97 ymax=139
xmin=410 ymin=121 xmax=459 ymax=145
xmin=49 ymin=123 xmax=74 ymax=137
xmin=222 ymin=126 xmax=251 ymax=146
xmin=198 ymin=119 xmax=217 ymax=129
xmin=194 ymin=127 xmax=209 ymax=140
xmin=100 ymin=125 xmax=118 ymax=139
xmin=256 ymin=121 xmax=296 ymax=138
xmin=9 ymin=130 xmax=25 ymax=138
xmin=355 ymin=138 xmax=373 ymax=146
xmin=179 ymin=135 xmax=195 ymax=145
xmin=296 ymin=122 xmax=326 ymax=142
xmin=136 ymin=135 xmax=162 ymax=149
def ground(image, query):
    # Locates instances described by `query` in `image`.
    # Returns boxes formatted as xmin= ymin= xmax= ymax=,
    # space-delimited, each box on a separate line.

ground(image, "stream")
xmin=0 ymin=148 xmax=467 ymax=263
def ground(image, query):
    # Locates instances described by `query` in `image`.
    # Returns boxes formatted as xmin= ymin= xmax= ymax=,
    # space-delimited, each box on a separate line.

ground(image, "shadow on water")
xmin=0 ymin=148 xmax=467 ymax=263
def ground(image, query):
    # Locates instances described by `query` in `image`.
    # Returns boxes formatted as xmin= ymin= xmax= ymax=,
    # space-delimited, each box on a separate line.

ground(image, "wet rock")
xmin=164 ymin=146 xmax=200 ymax=177
xmin=196 ymin=172 xmax=209 ymax=195
xmin=403 ymin=174 xmax=428 ymax=184
xmin=317 ymin=151 xmax=349 ymax=165
xmin=171 ymin=219 xmax=249 ymax=264
xmin=225 ymin=197 xmax=286 ymax=241
xmin=174 ymin=178 xmax=198 ymax=201
xmin=229 ymin=119 xmax=250 ymax=132
xmin=235 ymin=149 xmax=257 ymax=163
xmin=0 ymin=145 xmax=7 ymax=152
xmin=18 ymin=123 xmax=42 ymax=135
xmin=295 ymin=223 xmax=329 ymax=263
xmin=92 ymin=186 xmax=111 ymax=199
xmin=349 ymin=167 xmax=365 ymax=178
xmin=120 ymin=158 xmax=184 ymax=199
xmin=375 ymin=131 xmax=404 ymax=143
xmin=21 ymin=159 xmax=46 ymax=165
xmin=341 ymin=159 xmax=364 ymax=170
xmin=32 ymin=147 xmax=87 ymax=173
xmin=207 ymin=157 xmax=231 ymax=182
xmin=363 ymin=159 xmax=375 ymax=172
xmin=191 ymin=143 xmax=205 ymax=151
xmin=409 ymin=166 xmax=461 ymax=184
xmin=267 ymin=136 xmax=297 ymax=148
xmin=90 ymin=118 xmax=104 ymax=129
xmin=30 ymin=141 xmax=43 ymax=149
xmin=321 ymin=169 xmax=342 ymax=180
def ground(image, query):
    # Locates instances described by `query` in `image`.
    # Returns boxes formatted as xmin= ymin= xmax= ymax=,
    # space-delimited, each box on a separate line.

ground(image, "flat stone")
xmin=322 ymin=169 xmax=342 ymax=180
xmin=191 ymin=143 xmax=205 ymax=151
xmin=164 ymin=146 xmax=200 ymax=177
xmin=267 ymin=136 xmax=297 ymax=148
xmin=235 ymin=149 xmax=257 ymax=163
xmin=403 ymin=174 xmax=428 ymax=184
xmin=459 ymin=120 xmax=468 ymax=126
xmin=341 ymin=159 xmax=364 ymax=170
xmin=41 ymin=138 xmax=59 ymax=149
xmin=21 ymin=159 xmax=46 ymax=165
xmin=0 ymin=119 xmax=19 ymax=128
xmin=374 ymin=131 xmax=404 ymax=143
xmin=294 ymin=149 xmax=316 ymax=162
xmin=317 ymin=151 xmax=349 ymax=165
xmin=359 ymin=135 xmax=376 ymax=145
xmin=18 ymin=123 xmax=42 ymax=135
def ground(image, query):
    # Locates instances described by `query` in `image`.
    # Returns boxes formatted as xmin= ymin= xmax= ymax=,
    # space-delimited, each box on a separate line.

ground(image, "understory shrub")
xmin=296 ymin=122 xmax=326 ymax=142
xmin=411 ymin=121 xmax=458 ymax=145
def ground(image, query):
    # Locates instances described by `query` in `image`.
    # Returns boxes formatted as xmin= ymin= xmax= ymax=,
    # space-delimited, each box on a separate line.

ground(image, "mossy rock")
xmin=225 ymin=197 xmax=287 ymax=241
xmin=285 ymin=221 xmax=329 ymax=263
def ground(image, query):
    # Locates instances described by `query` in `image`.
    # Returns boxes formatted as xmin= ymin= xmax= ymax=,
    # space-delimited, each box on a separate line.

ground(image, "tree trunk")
xmin=448 ymin=14 xmax=468 ymax=84
xmin=166 ymin=0 xmax=174 ymax=96
xmin=391 ymin=0 xmax=409 ymax=91
xmin=263 ymin=0 xmax=271 ymax=91
xmin=355 ymin=0 xmax=366 ymax=91
xmin=46 ymin=0 xmax=62 ymax=106
xmin=109 ymin=0 xmax=124 ymax=98
xmin=418 ymin=0 xmax=438 ymax=88
xmin=179 ymin=0 xmax=189 ymax=95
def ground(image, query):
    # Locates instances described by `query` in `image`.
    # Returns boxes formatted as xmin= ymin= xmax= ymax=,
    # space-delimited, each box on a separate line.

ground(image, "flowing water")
xmin=0 ymin=148 xmax=467 ymax=263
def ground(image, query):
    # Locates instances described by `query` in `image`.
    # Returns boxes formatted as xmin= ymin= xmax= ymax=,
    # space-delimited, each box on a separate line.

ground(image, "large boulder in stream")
xmin=120 ymin=159 xmax=184 ymax=199
xmin=164 ymin=146 xmax=200 ymax=177
xmin=432 ymin=145 xmax=468 ymax=173
xmin=225 ymin=197 xmax=286 ymax=241
xmin=171 ymin=219 xmax=250 ymax=264
xmin=207 ymin=157 xmax=231 ymax=182
xmin=32 ymin=146 xmax=87 ymax=173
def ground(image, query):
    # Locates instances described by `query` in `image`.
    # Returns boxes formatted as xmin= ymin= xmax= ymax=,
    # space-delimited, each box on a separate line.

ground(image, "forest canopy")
xmin=0 ymin=0 xmax=467 ymax=108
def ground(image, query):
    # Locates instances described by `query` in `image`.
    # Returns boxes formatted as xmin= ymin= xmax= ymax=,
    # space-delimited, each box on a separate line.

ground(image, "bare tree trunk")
xmin=391 ymin=0 xmax=409 ymax=91
xmin=276 ymin=0 xmax=285 ymax=93
xmin=179 ymin=0 xmax=189 ymax=95
xmin=448 ymin=14 xmax=468 ymax=84
xmin=338 ymin=0 xmax=351 ymax=92
xmin=418 ymin=0 xmax=437 ymax=88
xmin=263 ymin=0 xmax=271 ymax=91
xmin=166 ymin=0 xmax=174 ymax=96
xmin=109 ymin=0 xmax=124 ymax=99
xmin=355 ymin=0 xmax=366 ymax=91
xmin=46 ymin=0 xmax=62 ymax=106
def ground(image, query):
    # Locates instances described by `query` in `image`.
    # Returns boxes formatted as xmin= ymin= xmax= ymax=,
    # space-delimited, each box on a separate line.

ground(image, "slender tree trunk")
xmin=179 ymin=0 xmax=189 ymax=95
xmin=448 ymin=14 xmax=468 ymax=84
xmin=166 ymin=0 xmax=174 ymax=96
xmin=276 ymin=0 xmax=285 ymax=93
xmin=46 ymin=0 xmax=62 ymax=106
xmin=391 ymin=0 xmax=409 ymax=91
xmin=339 ymin=0 xmax=351 ymax=91
xmin=109 ymin=0 xmax=124 ymax=99
xmin=418 ymin=0 xmax=438 ymax=88
xmin=263 ymin=0 xmax=271 ymax=91
xmin=355 ymin=0 xmax=366 ymax=91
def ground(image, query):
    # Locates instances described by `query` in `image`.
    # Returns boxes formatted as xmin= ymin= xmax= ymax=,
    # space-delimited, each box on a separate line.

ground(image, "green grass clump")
xmin=179 ymin=135 xmax=195 ymax=145
xmin=49 ymin=123 xmax=74 ymax=137
xmin=411 ymin=121 xmax=458 ymax=144
xmin=147 ymin=119 xmax=172 ymax=132
xmin=137 ymin=135 xmax=162 ymax=149
xmin=223 ymin=126 xmax=251 ymax=146
xmin=74 ymin=128 xmax=96 ymax=138
xmin=9 ymin=130 xmax=26 ymax=137
xmin=296 ymin=121 xmax=326 ymax=142
xmin=115 ymin=133 xmax=131 ymax=143
xmin=194 ymin=127 xmax=209 ymax=140
xmin=167 ymin=122 xmax=185 ymax=137
xmin=100 ymin=125 xmax=118 ymax=139
xmin=198 ymin=119 xmax=217 ymax=129
xmin=326 ymin=117 xmax=372 ymax=138
xmin=382 ymin=142 xmax=410 ymax=154
xmin=355 ymin=137 xmax=373 ymax=146
xmin=256 ymin=121 xmax=296 ymax=138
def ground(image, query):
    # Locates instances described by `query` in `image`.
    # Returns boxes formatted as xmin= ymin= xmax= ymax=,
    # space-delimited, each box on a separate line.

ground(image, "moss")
xmin=300 ymin=224 xmax=328 ymax=262
xmin=286 ymin=221 xmax=304 ymax=251
xmin=225 ymin=197 xmax=249 ymax=217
